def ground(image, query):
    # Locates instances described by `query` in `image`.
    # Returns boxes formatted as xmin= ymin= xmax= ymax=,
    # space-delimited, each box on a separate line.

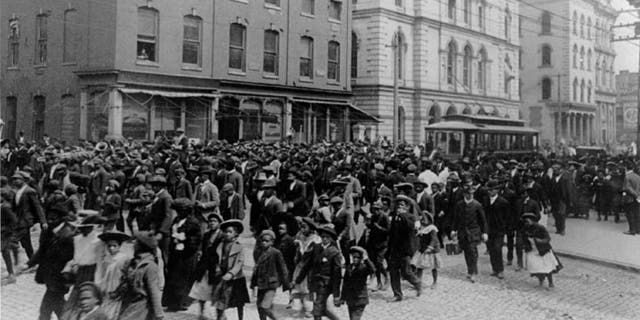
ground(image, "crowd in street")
xmin=1 ymin=132 xmax=639 ymax=320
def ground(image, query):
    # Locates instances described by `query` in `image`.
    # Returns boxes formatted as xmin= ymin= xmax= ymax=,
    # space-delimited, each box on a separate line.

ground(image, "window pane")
xmin=302 ymin=0 xmax=315 ymax=14
xmin=329 ymin=1 xmax=341 ymax=20
xmin=264 ymin=54 xmax=276 ymax=73
xmin=138 ymin=9 xmax=157 ymax=36
xmin=63 ymin=10 xmax=77 ymax=63
xmin=266 ymin=0 xmax=280 ymax=6
xmin=328 ymin=42 xmax=338 ymax=60
xmin=230 ymin=48 xmax=243 ymax=69
xmin=300 ymin=59 xmax=312 ymax=77
xmin=230 ymin=24 xmax=244 ymax=47
xmin=183 ymin=42 xmax=199 ymax=64
xmin=184 ymin=20 xmax=200 ymax=41
xmin=137 ymin=41 xmax=155 ymax=61
xmin=264 ymin=31 xmax=278 ymax=51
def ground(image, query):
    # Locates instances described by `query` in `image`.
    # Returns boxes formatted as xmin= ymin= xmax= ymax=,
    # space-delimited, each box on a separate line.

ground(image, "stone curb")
xmin=554 ymin=249 xmax=640 ymax=274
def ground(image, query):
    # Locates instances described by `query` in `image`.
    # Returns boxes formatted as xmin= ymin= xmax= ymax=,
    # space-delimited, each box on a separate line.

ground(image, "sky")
xmin=612 ymin=0 xmax=639 ymax=73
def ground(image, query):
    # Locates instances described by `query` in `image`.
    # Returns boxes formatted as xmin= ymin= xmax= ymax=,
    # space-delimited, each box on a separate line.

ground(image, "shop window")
xmin=137 ymin=7 xmax=158 ymax=61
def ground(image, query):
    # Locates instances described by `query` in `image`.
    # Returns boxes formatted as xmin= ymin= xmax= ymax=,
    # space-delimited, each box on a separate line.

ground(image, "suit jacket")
xmin=387 ymin=210 xmax=417 ymax=258
xmin=148 ymin=189 xmax=173 ymax=235
xmin=341 ymin=259 xmax=375 ymax=306
xmin=295 ymin=242 xmax=342 ymax=297
xmin=215 ymin=240 xmax=245 ymax=280
xmin=416 ymin=192 xmax=435 ymax=216
xmin=14 ymin=185 xmax=46 ymax=228
xmin=484 ymin=196 xmax=509 ymax=235
xmin=28 ymin=225 xmax=75 ymax=293
xmin=452 ymin=199 xmax=488 ymax=244
xmin=194 ymin=229 xmax=223 ymax=283
xmin=258 ymin=196 xmax=285 ymax=233
xmin=623 ymin=171 xmax=640 ymax=203
xmin=250 ymin=246 xmax=289 ymax=290
xmin=194 ymin=180 xmax=219 ymax=214
xmin=220 ymin=192 xmax=243 ymax=220
xmin=226 ymin=170 xmax=244 ymax=198
xmin=169 ymin=215 xmax=202 ymax=257
xmin=549 ymin=174 xmax=574 ymax=209
xmin=284 ymin=179 xmax=308 ymax=217
xmin=365 ymin=213 xmax=389 ymax=251
xmin=90 ymin=167 xmax=111 ymax=199
xmin=174 ymin=178 xmax=193 ymax=200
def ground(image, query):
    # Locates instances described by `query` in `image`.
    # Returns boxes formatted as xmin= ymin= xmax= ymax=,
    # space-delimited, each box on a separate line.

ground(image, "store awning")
xmin=119 ymin=88 xmax=219 ymax=98
xmin=290 ymin=98 xmax=380 ymax=123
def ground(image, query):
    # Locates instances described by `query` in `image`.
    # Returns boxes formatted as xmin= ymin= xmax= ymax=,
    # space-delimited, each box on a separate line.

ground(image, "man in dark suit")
xmin=549 ymin=161 xmax=573 ymax=235
xmin=452 ymin=185 xmax=487 ymax=283
xmin=11 ymin=171 xmax=47 ymax=261
xmin=386 ymin=195 xmax=421 ymax=301
xmin=484 ymin=180 xmax=509 ymax=279
xmin=225 ymin=159 xmax=244 ymax=205
xmin=257 ymin=179 xmax=285 ymax=234
xmin=174 ymin=168 xmax=193 ymax=200
xmin=283 ymin=168 xmax=308 ymax=218
xmin=146 ymin=175 xmax=173 ymax=266
xmin=622 ymin=161 xmax=640 ymax=235
xmin=512 ymin=185 xmax=542 ymax=270
xmin=414 ymin=181 xmax=435 ymax=218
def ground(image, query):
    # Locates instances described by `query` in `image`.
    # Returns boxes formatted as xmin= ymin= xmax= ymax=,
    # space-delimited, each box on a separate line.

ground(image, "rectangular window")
xmin=63 ymin=9 xmax=77 ymax=63
xmin=265 ymin=0 xmax=280 ymax=7
xmin=329 ymin=0 xmax=342 ymax=21
xmin=328 ymin=41 xmax=340 ymax=81
xmin=300 ymin=37 xmax=313 ymax=78
xmin=229 ymin=23 xmax=246 ymax=71
xmin=396 ymin=0 xmax=403 ymax=6
xmin=478 ymin=6 xmax=484 ymax=30
xmin=182 ymin=16 xmax=201 ymax=66
xmin=137 ymin=8 xmax=158 ymax=61
xmin=302 ymin=0 xmax=315 ymax=15
xmin=35 ymin=14 xmax=47 ymax=65
xmin=263 ymin=30 xmax=279 ymax=75
xmin=8 ymin=18 xmax=19 ymax=67
xmin=5 ymin=97 xmax=17 ymax=140
xmin=33 ymin=96 xmax=45 ymax=140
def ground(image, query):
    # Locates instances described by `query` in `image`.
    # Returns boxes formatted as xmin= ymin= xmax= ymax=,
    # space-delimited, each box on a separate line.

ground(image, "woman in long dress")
xmin=291 ymin=217 xmax=321 ymax=318
xmin=522 ymin=212 xmax=563 ymax=289
xmin=95 ymin=231 xmax=131 ymax=320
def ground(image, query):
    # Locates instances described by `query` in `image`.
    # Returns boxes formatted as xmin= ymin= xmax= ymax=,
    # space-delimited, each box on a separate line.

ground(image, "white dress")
xmin=525 ymin=238 xmax=561 ymax=275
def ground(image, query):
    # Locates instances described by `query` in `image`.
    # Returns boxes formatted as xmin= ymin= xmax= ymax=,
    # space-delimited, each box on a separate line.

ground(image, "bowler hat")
xmin=148 ymin=175 xmax=167 ymax=185
xmin=349 ymin=246 xmax=367 ymax=257
xmin=261 ymin=179 xmax=277 ymax=189
xmin=98 ymin=231 xmax=131 ymax=243
xmin=330 ymin=196 xmax=344 ymax=204
xmin=259 ymin=229 xmax=276 ymax=240
xmin=521 ymin=212 xmax=539 ymax=222
xmin=134 ymin=231 xmax=158 ymax=252
xmin=317 ymin=225 xmax=337 ymax=239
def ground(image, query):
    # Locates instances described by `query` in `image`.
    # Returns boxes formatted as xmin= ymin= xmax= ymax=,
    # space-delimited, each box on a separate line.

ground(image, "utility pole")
xmin=387 ymin=33 xmax=400 ymax=146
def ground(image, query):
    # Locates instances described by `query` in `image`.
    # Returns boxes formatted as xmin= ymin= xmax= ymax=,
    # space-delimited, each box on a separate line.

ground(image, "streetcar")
xmin=424 ymin=114 xmax=539 ymax=159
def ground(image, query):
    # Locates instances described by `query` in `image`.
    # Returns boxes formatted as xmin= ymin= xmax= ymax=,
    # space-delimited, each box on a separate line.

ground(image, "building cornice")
xmin=353 ymin=7 xmax=520 ymax=50
xmin=352 ymin=84 xmax=521 ymax=106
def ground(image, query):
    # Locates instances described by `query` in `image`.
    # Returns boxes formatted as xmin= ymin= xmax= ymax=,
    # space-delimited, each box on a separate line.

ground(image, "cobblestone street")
xmin=3 ymin=238 xmax=639 ymax=320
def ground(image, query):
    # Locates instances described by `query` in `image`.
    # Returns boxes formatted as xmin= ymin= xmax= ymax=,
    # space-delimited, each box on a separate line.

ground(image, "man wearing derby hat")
xmin=147 ymin=175 xmax=173 ymax=266
xmin=293 ymin=225 xmax=342 ymax=320
xmin=12 ymin=171 xmax=47 ymax=262
xmin=451 ymin=183 xmax=487 ymax=283
xmin=387 ymin=195 xmax=421 ymax=301
xmin=484 ymin=179 xmax=510 ymax=279
xmin=549 ymin=160 xmax=573 ymax=236
xmin=283 ymin=167 xmax=308 ymax=219
xmin=256 ymin=179 xmax=285 ymax=236
xmin=194 ymin=165 xmax=220 ymax=233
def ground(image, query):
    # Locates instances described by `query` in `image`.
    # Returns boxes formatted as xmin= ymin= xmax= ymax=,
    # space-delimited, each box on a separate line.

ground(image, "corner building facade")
xmin=352 ymin=0 xmax=522 ymax=144
xmin=1 ymin=0 xmax=374 ymax=143
xmin=520 ymin=0 xmax=617 ymax=148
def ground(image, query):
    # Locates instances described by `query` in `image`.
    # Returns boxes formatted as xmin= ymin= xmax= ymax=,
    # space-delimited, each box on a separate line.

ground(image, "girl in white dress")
xmin=522 ymin=212 xmax=562 ymax=289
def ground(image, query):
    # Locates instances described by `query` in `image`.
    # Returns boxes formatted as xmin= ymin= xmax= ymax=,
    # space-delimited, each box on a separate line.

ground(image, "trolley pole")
xmin=392 ymin=34 xmax=399 ymax=147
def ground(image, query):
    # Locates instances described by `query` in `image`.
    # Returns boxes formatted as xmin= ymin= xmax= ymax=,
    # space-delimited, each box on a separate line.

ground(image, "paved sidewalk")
xmin=545 ymin=212 xmax=640 ymax=272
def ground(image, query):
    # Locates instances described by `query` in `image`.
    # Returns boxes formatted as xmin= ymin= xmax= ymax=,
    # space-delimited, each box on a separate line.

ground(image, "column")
xmin=583 ymin=115 xmax=588 ymax=145
xmin=344 ymin=107 xmax=350 ymax=142
xmin=258 ymin=100 xmax=265 ymax=139
xmin=576 ymin=113 xmax=582 ymax=144
xmin=180 ymin=100 xmax=186 ymax=130
xmin=306 ymin=104 xmax=312 ymax=142
xmin=79 ymin=88 xmax=88 ymax=140
xmin=562 ymin=112 xmax=568 ymax=140
xmin=107 ymin=88 xmax=123 ymax=140
xmin=569 ymin=113 xmax=575 ymax=142
xmin=210 ymin=98 xmax=219 ymax=141
xmin=149 ymin=103 xmax=156 ymax=140
xmin=554 ymin=112 xmax=560 ymax=143
xmin=312 ymin=106 xmax=317 ymax=143
xmin=285 ymin=100 xmax=293 ymax=138
xmin=326 ymin=108 xmax=331 ymax=141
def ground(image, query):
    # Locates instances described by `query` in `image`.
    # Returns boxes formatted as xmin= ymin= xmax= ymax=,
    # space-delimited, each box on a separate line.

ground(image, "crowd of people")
xmin=1 ymin=133 xmax=639 ymax=320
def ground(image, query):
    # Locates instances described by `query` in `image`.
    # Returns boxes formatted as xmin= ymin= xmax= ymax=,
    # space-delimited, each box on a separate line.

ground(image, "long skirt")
xmin=101 ymin=297 xmax=123 ymax=320
xmin=525 ymin=240 xmax=563 ymax=276
xmin=119 ymin=298 xmax=153 ymax=320
xmin=411 ymin=251 xmax=442 ymax=270
xmin=212 ymin=277 xmax=250 ymax=310
xmin=161 ymin=252 xmax=197 ymax=308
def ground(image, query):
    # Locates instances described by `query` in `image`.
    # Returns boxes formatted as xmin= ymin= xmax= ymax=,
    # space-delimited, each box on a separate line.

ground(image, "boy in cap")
xmin=251 ymin=230 xmax=289 ymax=320
xmin=102 ymin=180 xmax=122 ymax=231
xmin=339 ymin=246 xmax=375 ymax=320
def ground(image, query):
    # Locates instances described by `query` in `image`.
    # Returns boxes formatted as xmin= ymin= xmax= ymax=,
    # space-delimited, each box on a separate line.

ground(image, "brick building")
xmin=1 ymin=0 xmax=376 ymax=143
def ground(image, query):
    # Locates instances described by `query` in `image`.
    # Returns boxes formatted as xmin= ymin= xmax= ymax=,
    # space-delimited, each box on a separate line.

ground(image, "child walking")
xmin=522 ymin=212 xmax=563 ymax=289
xmin=411 ymin=211 xmax=442 ymax=289
xmin=251 ymin=230 xmax=289 ymax=320
xmin=339 ymin=246 xmax=375 ymax=320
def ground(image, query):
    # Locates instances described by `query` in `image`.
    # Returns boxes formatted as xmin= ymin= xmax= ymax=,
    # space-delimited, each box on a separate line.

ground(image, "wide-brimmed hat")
xmin=11 ymin=171 xmax=30 ymax=180
xmin=317 ymin=194 xmax=330 ymax=202
xmin=254 ymin=172 xmax=268 ymax=181
xmin=486 ymin=179 xmax=502 ymax=190
xmin=261 ymin=179 xmax=277 ymax=189
xmin=199 ymin=165 xmax=215 ymax=174
xmin=330 ymin=196 xmax=343 ymax=204
xmin=172 ymin=198 xmax=194 ymax=211
xmin=413 ymin=180 xmax=428 ymax=187
xmin=395 ymin=194 xmax=413 ymax=204
xmin=148 ymin=175 xmax=167 ymax=185
xmin=394 ymin=182 xmax=414 ymax=190
xmin=72 ymin=215 xmax=107 ymax=228
xmin=220 ymin=219 xmax=244 ymax=234
xmin=259 ymin=229 xmax=276 ymax=240
xmin=98 ymin=231 xmax=131 ymax=243
xmin=299 ymin=217 xmax=318 ymax=230
xmin=317 ymin=225 xmax=337 ymax=239
xmin=330 ymin=179 xmax=349 ymax=186
xmin=222 ymin=183 xmax=235 ymax=193
xmin=349 ymin=246 xmax=367 ymax=256
xmin=94 ymin=142 xmax=109 ymax=152
xmin=521 ymin=212 xmax=539 ymax=221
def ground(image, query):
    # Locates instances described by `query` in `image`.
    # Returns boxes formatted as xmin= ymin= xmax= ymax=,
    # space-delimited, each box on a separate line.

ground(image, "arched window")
xmin=478 ymin=2 xmax=485 ymax=30
xmin=580 ymin=15 xmax=585 ymax=38
xmin=587 ymin=17 xmax=592 ymax=39
xmin=396 ymin=32 xmax=405 ymax=80
xmin=610 ymin=64 xmax=615 ymax=89
xmin=542 ymin=77 xmax=552 ymax=100
xmin=351 ymin=32 xmax=358 ymax=78
xmin=595 ymin=61 xmax=600 ymax=86
xmin=463 ymin=0 xmax=471 ymax=24
xmin=587 ymin=49 xmax=592 ymax=71
xmin=398 ymin=106 xmax=405 ymax=141
xmin=428 ymin=104 xmax=441 ymax=124
xmin=463 ymin=45 xmax=472 ymax=87
xmin=541 ymin=11 xmax=551 ymax=34
xmin=572 ymin=45 xmax=578 ymax=69
xmin=448 ymin=0 xmax=456 ymax=21
xmin=573 ymin=78 xmax=578 ymax=101
xmin=462 ymin=105 xmax=472 ymax=114
xmin=580 ymin=79 xmax=585 ymax=102
xmin=477 ymin=48 xmax=487 ymax=92
xmin=573 ymin=11 xmax=577 ymax=35
xmin=447 ymin=41 xmax=457 ymax=85
xmin=446 ymin=105 xmax=457 ymax=115
xmin=579 ymin=46 xmax=584 ymax=70
xmin=587 ymin=80 xmax=592 ymax=103
xmin=504 ymin=7 xmax=512 ymax=41
xmin=602 ymin=58 xmax=607 ymax=86
xmin=595 ymin=20 xmax=600 ymax=42
xmin=541 ymin=44 xmax=551 ymax=66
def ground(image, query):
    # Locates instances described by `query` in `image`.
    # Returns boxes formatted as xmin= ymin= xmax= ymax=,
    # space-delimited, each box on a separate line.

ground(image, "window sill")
xmin=263 ymin=74 xmax=279 ymax=80
xmin=230 ymin=0 xmax=248 ymax=3
xmin=299 ymin=77 xmax=313 ymax=83
xmin=34 ymin=64 xmax=47 ymax=69
xmin=328 ymin=18 xmax=342 ymax=24
xmin=228 ymin=69 xmax=246 ymax=76
xmin=136 ymin=60 xmax=159 ymax=67
xmin=6 ymin=66 xmax=18 ymax=71
xmin=62 ymin=62 xmax=77 ymax=66
xmin=539 ymin=65 xmax=553 ymax=69
xmin=182 ymin=64 xmax=202 ymax=72
xmin=327 ymin=80 xmax=341 ymax=86
xmin=264 ymin=3 xmax=281 ymax=11
xmin=301 ymin=12 xmax=315 ymax=18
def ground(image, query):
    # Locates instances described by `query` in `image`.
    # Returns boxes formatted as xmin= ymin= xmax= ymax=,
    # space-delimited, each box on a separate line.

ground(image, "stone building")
xmin=1 ymin=0 xmax=375 ymax=143
xmin=520 ymin=0 xmax=618 ymax=148
xmin=351 ymin=0 xmax=522 ymax=145
xmin=615 ymin=70 xmax=639 ymax=143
